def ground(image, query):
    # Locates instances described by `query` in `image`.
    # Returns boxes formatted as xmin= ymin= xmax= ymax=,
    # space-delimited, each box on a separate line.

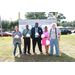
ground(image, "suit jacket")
xmin=31 ymin=27 xmax=43 ymax=39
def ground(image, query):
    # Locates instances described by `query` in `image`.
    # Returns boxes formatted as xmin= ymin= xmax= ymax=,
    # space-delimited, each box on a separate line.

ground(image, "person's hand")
xmin=23 ymin=35 xmax=26 ymax=37
xmin=45 ymin=37 xmax=47 ymax=38
xmin=38 ymin=35 xmax=40 ymax=37
xmin=13 ymin=37 xmax=16 ymax=39
xmin=58 ymin=38 xmax=60 ymax=41
xmin=19 ymin=36 xmax=21 ymax=38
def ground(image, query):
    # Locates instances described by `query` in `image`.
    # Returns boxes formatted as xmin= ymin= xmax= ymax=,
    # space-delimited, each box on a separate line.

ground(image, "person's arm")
xmin=59 ymin=33 xmax=61 ymax=37
xmin=47 ymin=30 xmax=50 ymax=39
xmin=58 ymin=29 xmax=61 ymax=41
xmin=38 ymin=28 xmax=43 ymax=37
xmin=31 ymin=28 xmax=33 ymax=38
xmin=19 ymin=32 xmax=22 ymax=38
xmin=23 ymin=29 xmax=26 ymax=37
xmin=12 ymin=32 xmax=16 ymax=39
xmin=23 ymin=34 xmax=26 ymax=37
xmin=29 ymin=30 xmax=31 ymax=37
xmin=41 ymin=28 xmax=43 ymax=34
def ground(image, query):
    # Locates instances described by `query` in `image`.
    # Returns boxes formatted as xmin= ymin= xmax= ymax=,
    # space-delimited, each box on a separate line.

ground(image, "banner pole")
xmin=55 ymin=12 xmax=61 ymax=57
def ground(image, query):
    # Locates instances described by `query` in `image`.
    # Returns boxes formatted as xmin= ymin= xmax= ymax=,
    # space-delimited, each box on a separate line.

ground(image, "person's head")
xmin=44 ymin=26 xmax=48 ymax=31
xmin=35 ymin=23 xmax=38 ymax=28
xmin=52 ymin=23 xmax=56 ymax=29
xmin=26 ymin=25 xmax=29 ymax=29
xmin=14 ymin=26 xmax=19 ymax=32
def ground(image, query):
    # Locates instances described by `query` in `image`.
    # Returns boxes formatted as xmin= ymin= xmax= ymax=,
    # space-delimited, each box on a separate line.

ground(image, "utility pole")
xmin=0 ymin=15 xmax=3 ymax=37
xmin=18 ymin=12 xmax=20 ymax=20
xmin=55 ymin=12 xmax=61 ymax=57
xmin=55 ymin=12 xmax=57 ymax=19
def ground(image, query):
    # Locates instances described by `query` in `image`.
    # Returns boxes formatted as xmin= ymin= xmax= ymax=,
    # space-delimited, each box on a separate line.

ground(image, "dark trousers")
xmin=24 ymin=37 xmax=30 ymax=53
xmin=32 ymin=38 xmax=42 ymax=53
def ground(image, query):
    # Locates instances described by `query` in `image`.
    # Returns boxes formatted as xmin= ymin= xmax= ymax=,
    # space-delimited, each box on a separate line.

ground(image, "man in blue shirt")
xmin=22 ymin=25 xmax=31 ymax=55
xmin=31 ymin=23 xmax=43 ymax=54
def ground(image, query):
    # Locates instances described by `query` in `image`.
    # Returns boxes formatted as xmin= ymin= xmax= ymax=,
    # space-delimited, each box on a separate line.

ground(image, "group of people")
xmin=12 ymin=23 xmax=61 ymax=57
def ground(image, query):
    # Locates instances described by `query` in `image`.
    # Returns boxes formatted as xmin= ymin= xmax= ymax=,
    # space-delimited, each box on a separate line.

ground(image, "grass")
xmin=0 ymin=34 xmax=75 ymax=62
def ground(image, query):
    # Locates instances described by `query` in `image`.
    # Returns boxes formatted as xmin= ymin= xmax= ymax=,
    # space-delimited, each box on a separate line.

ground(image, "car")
xmin=61 ymin=29 xmax=71 ymax=35
xmin=71 ymin=30 xmax=75 ymax=33
xmin=0 ymin=32 xmax=12 ymax=37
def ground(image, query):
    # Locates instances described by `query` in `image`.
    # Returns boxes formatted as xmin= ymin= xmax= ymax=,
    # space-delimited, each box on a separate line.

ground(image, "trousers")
xmin=24 ymin=37 xmax=30 ymax=53
xmin=32 ymin=38 xmax=42 ymax=53
xmin=50 ymin=39 xmax=59 ymax=56
xmin=13 ymin=42 xmax=22 ymax=55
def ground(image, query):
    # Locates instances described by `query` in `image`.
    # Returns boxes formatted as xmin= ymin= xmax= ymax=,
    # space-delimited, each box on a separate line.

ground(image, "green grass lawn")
xmin=0 ymin=34 xmax=75 ymax=62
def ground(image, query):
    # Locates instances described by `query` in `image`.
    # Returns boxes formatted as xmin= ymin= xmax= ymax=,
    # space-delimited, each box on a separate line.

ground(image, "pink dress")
xmin=42 ymin=31 xmax=50 ymax=46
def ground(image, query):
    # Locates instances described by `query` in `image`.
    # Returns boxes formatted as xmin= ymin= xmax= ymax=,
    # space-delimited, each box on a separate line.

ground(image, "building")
xmin=58 ymin=26 xmax=75 ymax=31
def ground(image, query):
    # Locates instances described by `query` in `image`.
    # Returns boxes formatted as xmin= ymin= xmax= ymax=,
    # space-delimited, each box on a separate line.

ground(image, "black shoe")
xmin=24 ymin=53 xmax=26 ymax=55
xmin=40 ymin=52 xmax=43 ymax=54
xmin=28 ymin=52 xmax=31 ymax=55
xmin=49 ymin=54 xmax=53 ymax=56
xmin=56 ymin=55 xmax=59 ymax=57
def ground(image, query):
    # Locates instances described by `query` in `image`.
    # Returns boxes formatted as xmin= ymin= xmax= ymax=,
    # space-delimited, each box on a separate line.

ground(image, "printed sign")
xmin=19 ymin=19 xmax=57 ymax=32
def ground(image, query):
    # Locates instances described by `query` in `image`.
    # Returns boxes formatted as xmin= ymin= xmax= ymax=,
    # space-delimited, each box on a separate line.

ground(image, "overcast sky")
xmin=0 ymin=12 xmax=75 ymax=22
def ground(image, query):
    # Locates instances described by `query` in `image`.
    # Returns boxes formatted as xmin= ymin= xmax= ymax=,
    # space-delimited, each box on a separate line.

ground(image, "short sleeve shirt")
xmin=50 ymin=28 xmax=61 ymax=39
xmin=12 ymin=31 xmax=22 ymax=44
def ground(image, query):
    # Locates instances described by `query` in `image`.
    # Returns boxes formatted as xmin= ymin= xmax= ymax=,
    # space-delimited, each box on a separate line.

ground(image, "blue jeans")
xmin=13 ymin=42 xmax=22 ymax=55
xmin=50 ymin=39 xmax=59 ymax=56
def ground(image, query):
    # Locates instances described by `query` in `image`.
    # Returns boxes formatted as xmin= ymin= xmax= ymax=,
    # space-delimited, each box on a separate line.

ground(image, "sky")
xmin=0 ymin=11 xmax=75 ymax=22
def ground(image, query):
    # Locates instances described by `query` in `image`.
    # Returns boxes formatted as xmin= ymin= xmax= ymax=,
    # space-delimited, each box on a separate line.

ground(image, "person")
xmin=22 ymin=25 xmax=31 ymax=55
xmin=12 ymin=26 xmax=22 ymax=57
xmin=49 ymin=23 xmax=61 ymax=57
xmin=42 ymin=26 xmax=50 ymax=54
xmin=31 ymin=23 xmax=43 ymax=54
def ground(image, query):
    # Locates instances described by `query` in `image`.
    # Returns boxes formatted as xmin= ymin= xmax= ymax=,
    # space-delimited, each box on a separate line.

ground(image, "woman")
xmin=42 ymin=26 xmax=50 ymax=54
xmin=12 ymin=26 xmax=22 ymax=57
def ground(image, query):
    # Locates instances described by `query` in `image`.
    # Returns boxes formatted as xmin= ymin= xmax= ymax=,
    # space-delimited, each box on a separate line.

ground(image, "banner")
xmin=19 ymin=19 xmax=57 ymax=33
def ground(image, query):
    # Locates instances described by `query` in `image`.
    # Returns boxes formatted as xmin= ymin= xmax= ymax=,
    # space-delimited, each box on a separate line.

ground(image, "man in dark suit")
xmin=31 ymin=23 xmax=43 ymax=54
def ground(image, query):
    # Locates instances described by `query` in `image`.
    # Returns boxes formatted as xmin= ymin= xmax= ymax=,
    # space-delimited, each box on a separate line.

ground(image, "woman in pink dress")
xmin=42 ymin=26 xmax=50 ymax=54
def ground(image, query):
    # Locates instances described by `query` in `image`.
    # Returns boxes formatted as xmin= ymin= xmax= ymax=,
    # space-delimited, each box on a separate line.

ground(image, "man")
xmin=31 ymin=23 xmax=43 ymax=54
xmin=22 ymin=25 xmax=31 ymax=55
xmin=49 ymin=23 xmax=61 ymax=57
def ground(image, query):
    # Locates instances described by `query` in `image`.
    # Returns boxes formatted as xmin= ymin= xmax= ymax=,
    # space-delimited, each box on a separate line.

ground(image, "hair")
xmin=45 ymin=26 xmax=47 ymax=28
xmin=51 ymin=23 xmax=57 ymax=27
xmin=35 ymin=22 xmax=38 ymax=25
xmin=13 ymin=26 xmax=20 ymax=33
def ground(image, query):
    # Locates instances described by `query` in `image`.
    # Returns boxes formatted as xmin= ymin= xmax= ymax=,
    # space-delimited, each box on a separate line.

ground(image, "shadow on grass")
xmin=14 ymin=52 xmax=75 ymax=62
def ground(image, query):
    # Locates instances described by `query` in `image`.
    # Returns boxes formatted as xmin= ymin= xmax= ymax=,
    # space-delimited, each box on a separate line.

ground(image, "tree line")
xmin=1 ymin=12 xmax=75 ymax=32
xmin=2 ymin=20 xmax=75 ymax=32
xmin=2 ymin=20 xmax=18 ymax=32
xmin=57 ymin=21 xmax=75 ymax=27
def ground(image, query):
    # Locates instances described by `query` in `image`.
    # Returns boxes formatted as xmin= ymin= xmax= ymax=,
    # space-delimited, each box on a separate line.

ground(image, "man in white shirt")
xmin=49 ymin=23 xmax=61 ymax=57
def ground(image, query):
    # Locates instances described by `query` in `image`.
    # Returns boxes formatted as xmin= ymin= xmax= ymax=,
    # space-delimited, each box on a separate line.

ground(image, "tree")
xmin=72 ymin=20 xmax=75 ymax=27
xmin=2 ymin=20 xmax=9 ymax=31
xmin=1 ymin=20 xmax=18 ymax=32
xmin=48 ymin=12 xmax=66 ymax=22
xmin=8 ymin=20 xmax=18 ymax=31
xmin=25 ymin=12 xmax=47 ymax=19
xmin=57 ymin=22 xmax=63 ymax=26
